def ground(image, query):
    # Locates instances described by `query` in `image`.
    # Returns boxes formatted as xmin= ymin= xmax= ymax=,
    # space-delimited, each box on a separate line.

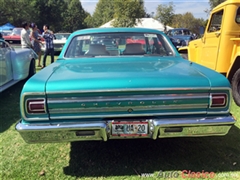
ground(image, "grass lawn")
xmin=0 ymin=57 xmax=240 ymax=180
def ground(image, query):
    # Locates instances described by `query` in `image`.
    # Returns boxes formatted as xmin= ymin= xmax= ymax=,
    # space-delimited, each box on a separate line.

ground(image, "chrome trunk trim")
xmin=47 ymin=94 xmax=209 ymax=103
xmin=49 ymin=104 xmax=208 ymax=114
xmin=47 ymin=93 xmax=210 ymax=119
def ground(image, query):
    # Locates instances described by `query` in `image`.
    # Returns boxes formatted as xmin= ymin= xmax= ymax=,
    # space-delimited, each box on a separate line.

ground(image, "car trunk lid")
xmin=45 ymin=57 xmax=211 ymax=120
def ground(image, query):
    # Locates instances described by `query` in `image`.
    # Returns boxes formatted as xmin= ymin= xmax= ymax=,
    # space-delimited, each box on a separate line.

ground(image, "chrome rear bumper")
xmin=16 ymin=116 xmax=236 ymax=143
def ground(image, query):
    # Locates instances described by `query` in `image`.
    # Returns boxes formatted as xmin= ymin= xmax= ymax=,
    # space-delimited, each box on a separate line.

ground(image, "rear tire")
xmin=232 ymin=68 xmax=240 ymax=106
xmin=28 ymin=59 xmax=36 ymax=79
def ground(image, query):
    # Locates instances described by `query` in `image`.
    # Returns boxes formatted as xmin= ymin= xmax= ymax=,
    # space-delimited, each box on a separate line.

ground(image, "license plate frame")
xmin=111 ymin=121 xmax=148 ymax=137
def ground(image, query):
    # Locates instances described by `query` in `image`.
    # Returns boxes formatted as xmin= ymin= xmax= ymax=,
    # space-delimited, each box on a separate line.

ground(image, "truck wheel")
xmin=232 ymin=68 xmax=240 ymax=106
xmin=180 ymin=53 xmax=188 ymax=60
xmin=28 ymin=59 xmax=36 ymax=79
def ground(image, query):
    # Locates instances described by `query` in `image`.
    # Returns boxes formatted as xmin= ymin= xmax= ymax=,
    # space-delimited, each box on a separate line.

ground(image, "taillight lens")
xmin=210 ymin=94 xmax=227 ymax=107
xmin=26 ymin=99 xmax=46 ymax=114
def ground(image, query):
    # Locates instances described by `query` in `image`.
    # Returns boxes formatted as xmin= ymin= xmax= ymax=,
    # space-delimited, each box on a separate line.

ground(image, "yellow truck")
xmin=179 ymin=0 xmax=240 ymax=106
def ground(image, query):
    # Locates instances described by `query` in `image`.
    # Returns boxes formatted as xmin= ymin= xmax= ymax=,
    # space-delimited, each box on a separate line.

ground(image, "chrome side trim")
xmin=207 ymin=110 xmax=230 ymax=114
xmin=22 ymin=92 xmax=46 ymax=96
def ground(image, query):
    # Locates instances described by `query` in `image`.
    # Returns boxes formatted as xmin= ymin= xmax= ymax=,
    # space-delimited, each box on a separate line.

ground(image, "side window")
xmin=236 ymin=7 xmax=240 ymax=24
xmin=65 ymin=38 xmax=81 ymax=57
xmin=208 ymin=10 xmax=224 ymax=32
xmin=166 ymin=30 xmax=171 ymax=36
xmin=82 ymin=39 xmax=90 ymax=51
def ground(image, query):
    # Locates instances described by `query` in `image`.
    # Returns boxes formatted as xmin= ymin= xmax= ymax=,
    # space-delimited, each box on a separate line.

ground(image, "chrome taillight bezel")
xmin=209 ymin=93 xmax=228 ymax=108
xmin=25 ymin=98 xmax=46 ymax=114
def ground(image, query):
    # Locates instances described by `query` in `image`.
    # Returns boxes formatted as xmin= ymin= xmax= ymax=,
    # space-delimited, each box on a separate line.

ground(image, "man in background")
xmin=0 ymin=32 xmax=4 ymax=41
xmin=21 ymin=21 xmax=32 ymax=49
xmin=42 ymin=24 xmax=55 ymax=68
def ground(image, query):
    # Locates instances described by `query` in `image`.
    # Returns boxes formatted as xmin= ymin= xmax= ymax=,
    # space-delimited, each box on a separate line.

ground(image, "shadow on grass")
xmin=0 ymin=80 xmax=26 ymax=133
xmin=64 ymin=125 xmax=240 ymax=178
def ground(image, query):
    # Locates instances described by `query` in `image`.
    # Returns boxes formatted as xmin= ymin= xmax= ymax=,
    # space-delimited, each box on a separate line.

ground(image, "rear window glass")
xmin=64 ymin=32 xmax=174 ymax=58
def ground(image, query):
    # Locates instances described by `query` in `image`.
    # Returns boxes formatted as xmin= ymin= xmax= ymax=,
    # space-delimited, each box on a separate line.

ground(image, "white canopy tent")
xmin=100 ymin=18 xmax=173 ymax=31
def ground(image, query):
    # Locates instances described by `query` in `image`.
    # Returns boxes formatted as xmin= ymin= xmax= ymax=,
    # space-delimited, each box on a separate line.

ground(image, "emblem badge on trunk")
xmin=128 ymin=108 xmax=133 ymax=113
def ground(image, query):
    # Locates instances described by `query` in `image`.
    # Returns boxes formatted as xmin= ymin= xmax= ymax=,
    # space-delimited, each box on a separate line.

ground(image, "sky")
xmin=81 ymin=0 xmax=210 ymax=20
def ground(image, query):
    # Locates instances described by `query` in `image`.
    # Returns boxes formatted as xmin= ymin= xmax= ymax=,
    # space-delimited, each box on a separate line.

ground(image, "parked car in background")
xmin=16 ymin=27 xmax=236 ymax=143
xmin=0 ymin=30 xmax=12 ymax=36
xmin=3 ymin=27 xmax=23 ymax=44
xmin=0 ymin=39 xmax=37 ymax=92
xmin=167 ymin=28 xmax=195 ymax=46
xmin=169 ymin=36 xmax=187 ymax=49
xmin=41 ymin=32 xmax=71 ymax=54
xmin=167 ymin=28 xmax=193 ymax=36
xmin=173 ymin=35 xmax=194 ymax=45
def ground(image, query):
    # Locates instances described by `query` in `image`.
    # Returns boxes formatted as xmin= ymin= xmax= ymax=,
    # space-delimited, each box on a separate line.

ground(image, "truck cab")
xmin=179 ymin=0 xmax=240 ymax=106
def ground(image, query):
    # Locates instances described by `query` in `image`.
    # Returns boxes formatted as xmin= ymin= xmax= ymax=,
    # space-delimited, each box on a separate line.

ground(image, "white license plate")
xmin=112 ymin=121 xmax=148 ymax=136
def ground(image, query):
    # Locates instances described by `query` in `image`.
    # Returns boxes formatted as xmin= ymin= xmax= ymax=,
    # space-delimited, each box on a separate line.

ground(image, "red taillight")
xmin=26 ymin=99 xmax=46 ymax=113
xmin=210 ymin=94 xmax=227 ymax=107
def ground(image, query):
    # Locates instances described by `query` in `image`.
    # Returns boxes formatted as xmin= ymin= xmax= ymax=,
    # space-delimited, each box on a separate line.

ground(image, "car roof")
xmin=72 ymin=27 xmax=164 ymax=36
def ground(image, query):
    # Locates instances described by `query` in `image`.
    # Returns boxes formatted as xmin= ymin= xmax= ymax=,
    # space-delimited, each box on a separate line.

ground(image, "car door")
xmin=0 ymin=41 xmax=13 ymax=86
xmin=200 ymin=9 xmax=224 ymax=70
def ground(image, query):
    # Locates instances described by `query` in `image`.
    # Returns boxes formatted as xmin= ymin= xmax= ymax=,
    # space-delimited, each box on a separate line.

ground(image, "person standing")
xmin=0 ymin=32 xmax=4 ymax=41
xmin=30 ymin=23 xmax=42 ymax=67
xmin=42 ymin=24 xmax=55 ymax=68
xmin=21 ymin=21 xmax=32 ymax=49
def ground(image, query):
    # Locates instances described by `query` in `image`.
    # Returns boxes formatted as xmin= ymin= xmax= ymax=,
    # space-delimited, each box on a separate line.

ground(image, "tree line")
xmin=0 ymin=0 xmax=226 ymax=34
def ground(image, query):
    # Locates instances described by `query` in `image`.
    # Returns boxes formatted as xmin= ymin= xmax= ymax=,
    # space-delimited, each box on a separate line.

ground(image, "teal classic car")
xmin=16 ymin=28 xmax=236 ymax=143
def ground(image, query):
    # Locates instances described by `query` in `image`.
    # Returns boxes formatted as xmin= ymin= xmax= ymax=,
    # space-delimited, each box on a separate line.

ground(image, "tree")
xmin=89 ymin=0 xmax=115 ymax=27
xmin=112 ymin=0 xmax=146 ymax=27
xmin=62 ymin=0 xmax=89 ymax=32
xmin=0 ymin=0 xmax=34 ymax=26
xmin=205 ymin=0 xmax=226 ymax=15
xmin=0 ymin=0 xmax=90 ymax=32
xmin=143 ymin=8 xmax=154 ymax=18
xmin=30 ymin=0 xmax=67 ymax=32
xmin=155 ymin=2 xmax=175 ymax=32
xmin=170 ymin=12 xmax=206 ymax=34
xmin=84 ymin=14 xmax=95 ymax=28
xmin=209 ymin=0 xmax=226 ymax=9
